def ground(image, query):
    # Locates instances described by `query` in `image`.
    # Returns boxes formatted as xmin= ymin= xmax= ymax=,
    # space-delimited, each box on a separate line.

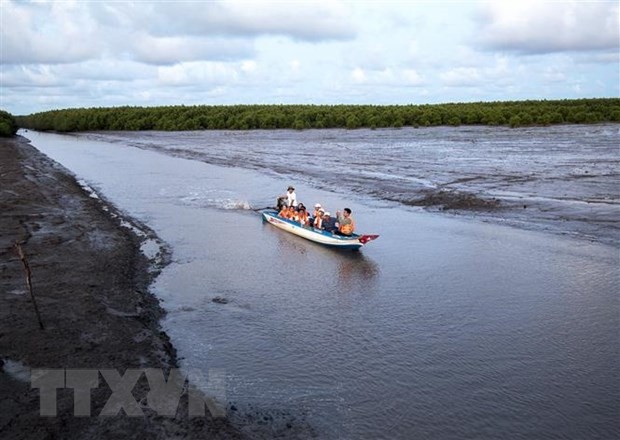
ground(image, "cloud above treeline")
xmin=0 ymin=0 xmax=618 ymax=115
xmin=477 ymin=2 xmax=619 ymax=54
xmin=1 ymin=1 xmax=355 ymax=65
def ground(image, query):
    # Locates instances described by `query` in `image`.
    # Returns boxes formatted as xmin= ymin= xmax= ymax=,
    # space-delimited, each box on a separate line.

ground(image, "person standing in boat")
xmin=336 ymin=208 xmax=355 ymax=235
xmin=285 ymin=186 xmax=297 ymax=207
xmin=276 ymin=186 xmax=297 ymax=210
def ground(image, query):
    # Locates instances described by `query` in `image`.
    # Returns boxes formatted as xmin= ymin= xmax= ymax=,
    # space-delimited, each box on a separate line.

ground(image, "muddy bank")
xmin=0 ymin=136 xmax=240 ymax=439
xmin=402 ymin=189 xmax=502 ymax=211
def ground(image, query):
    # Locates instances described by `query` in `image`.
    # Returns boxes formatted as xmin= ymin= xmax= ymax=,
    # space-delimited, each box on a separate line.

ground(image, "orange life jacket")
xmin=297 ymin=211 xmax=309 ymax=225
xmin=313 ymin=216 xmax=323 ymax=229
xmin=339 ymin=217 xmax=355 ymax=235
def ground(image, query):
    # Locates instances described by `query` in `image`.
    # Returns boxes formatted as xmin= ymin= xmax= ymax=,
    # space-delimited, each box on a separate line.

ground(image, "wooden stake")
xmin=13 ymin=242 xmax=44 ymax=330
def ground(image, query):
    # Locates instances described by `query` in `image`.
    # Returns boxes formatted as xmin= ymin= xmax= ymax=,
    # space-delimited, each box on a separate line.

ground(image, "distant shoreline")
xmin=15 ymin=98 xmax=620 ymax=132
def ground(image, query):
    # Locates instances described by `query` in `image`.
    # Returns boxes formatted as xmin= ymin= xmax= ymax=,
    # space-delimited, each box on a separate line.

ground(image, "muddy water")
xmin=24 ymin=129 xmax=619 ymax=439
xmin=81 ymin=124 xmax=620 ymax=246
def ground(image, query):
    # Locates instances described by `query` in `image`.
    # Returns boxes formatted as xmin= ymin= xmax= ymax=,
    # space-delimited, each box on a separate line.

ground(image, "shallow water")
xmin=80 ymin=125 xmax=620 ymax=246
xmin=23 ymin=129 xmax=619 ymax=439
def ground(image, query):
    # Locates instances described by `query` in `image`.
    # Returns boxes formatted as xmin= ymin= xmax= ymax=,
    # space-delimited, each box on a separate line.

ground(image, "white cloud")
xmin=1 ymin=0 xmax=351 ymax=66
xmin=129 ymin=34 xmax=254 ymax=65
xmin=402 ymin=69 xmax=424 ymax=86
xmin=440 ymin=67 xmax=482 ymax=87
xmin=157 ymin=62 xmax=240 ymax=87
xmin=241 ymin=60 xmax=258 ymax=73
xmin=348 ymin=66 xmax=425 ymax=88
xmin=289 ymin=60 xmax=301 ymax=73
xmin=0 ymin=0 xmax=617 ymax=114
xmin=477 ymin=1 xmax=620 ymax=54
xmin=0 ymin=1 xmax=103 ymax=64
xmin=542 ymin=67 xmax=567 ymax=84
xmin=1 ymin=65 xmax=66 ymax=88
xmin=89 ymin=0 xmax=356 ymax=41
xmin=351 ymin=68 xmax=366 ymax=84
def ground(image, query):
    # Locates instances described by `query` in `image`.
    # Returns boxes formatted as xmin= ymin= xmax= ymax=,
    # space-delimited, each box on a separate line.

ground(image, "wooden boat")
xmin=261 ymin=210 xmax=379 ymax=250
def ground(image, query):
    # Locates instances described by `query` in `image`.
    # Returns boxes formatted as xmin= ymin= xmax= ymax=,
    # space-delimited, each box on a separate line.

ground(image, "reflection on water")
xmin=335 ymin=252 xmax=379 ymax=290
xmin=265 ymin=222 xmax=379 ymax=290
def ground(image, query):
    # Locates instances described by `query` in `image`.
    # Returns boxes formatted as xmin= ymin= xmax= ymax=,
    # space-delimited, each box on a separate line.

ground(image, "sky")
xmin=1 ymin=0 xmax=618 ymax=116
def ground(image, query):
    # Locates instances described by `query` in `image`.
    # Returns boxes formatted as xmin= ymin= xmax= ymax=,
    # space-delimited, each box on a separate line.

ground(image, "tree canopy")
xmin=15 ymin=98 xmax=620 ymax=132
xmin=0 ymin=110 xmax=18 ymax=137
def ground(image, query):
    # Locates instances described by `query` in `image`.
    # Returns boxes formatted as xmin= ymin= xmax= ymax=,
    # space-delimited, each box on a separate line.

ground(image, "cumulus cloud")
xmin=0 ymin=1 xmax=103 ymax=64
xmin=1 ymin=0 xmax=617 ymax=114
xmin=351 ymin=68 xmax=366 ymax=83
xmin=1 ymin=60 xmax=154 ymax=88
xmin=157 ymin=62 xmax=241 ymax=87
xmin=402 ymin=69 xmax=424 ymax=86
xmin=1 ymin=65 xmax=69 ymax=88
xmin=1 ymin=0 xmax=354 ymax=66
xmin=440 ymin=67 xmax=482 ymax=87
xmin=542 ymin=67 xmax=567 ymax=83
xmin=289 ymin=59 xmax=301 ymax=73
xmin=128 ymin=34 xmax=254 ymax=65
xmin=127 ymin=0 xmax=357 ymax=41
xmin=349 ymin=66 xmax=425 ymax=88
xmin=476 ymin=1 xmax=620 ymax=54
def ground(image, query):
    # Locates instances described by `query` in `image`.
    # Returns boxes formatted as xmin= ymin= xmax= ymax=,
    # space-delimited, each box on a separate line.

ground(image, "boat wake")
xmin=179 ymin=193 xmax=253 ymax=211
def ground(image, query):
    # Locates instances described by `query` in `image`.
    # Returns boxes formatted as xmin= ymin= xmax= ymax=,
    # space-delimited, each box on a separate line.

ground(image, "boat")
xmin=261 ymin=209 xmax=379 ymax=250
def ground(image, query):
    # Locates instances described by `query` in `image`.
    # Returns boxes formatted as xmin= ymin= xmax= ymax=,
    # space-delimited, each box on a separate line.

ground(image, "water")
xmin=80 ymin=125 xmax=620 ymax=246
xmin=22 ymin=129 xmax=619 ymax=439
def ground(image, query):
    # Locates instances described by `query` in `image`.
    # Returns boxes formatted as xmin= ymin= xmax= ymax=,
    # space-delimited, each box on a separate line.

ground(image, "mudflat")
xmin=0 ymin=136 xmax=240 ymax=439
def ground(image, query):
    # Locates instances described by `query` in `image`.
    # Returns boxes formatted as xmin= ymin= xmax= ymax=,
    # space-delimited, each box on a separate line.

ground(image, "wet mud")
xmin=402 ymin=189 xmax=502 ymax=210
xmin=0 ymin=136 xmax=240 ymax=439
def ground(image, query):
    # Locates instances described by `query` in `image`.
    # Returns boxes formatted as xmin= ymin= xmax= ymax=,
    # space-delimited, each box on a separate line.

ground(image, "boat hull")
xmin=262 ymin=210 xmax=378 ymax=250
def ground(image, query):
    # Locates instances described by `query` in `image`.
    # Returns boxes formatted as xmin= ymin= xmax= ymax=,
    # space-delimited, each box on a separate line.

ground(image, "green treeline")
xmin=16 ymin=98 xmax=620 ymax=132
xmin=0 ymin=110 xmax=18 ymax=136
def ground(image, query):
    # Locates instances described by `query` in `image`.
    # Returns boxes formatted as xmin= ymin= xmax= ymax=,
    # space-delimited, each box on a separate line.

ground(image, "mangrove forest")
xmin=14 ymin=98 xmax=620 ymax=132
xmin=0 ymin=110 xmax=18 ymax=137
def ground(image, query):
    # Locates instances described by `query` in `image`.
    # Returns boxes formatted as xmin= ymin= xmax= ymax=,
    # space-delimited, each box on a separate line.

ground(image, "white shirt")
xmin=286 ymin=191 xmax=297 ymax=207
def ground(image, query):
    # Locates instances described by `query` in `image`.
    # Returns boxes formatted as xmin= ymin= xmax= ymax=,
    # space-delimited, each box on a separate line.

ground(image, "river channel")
xmin=23 ymin=128 xmax=618 ymax=439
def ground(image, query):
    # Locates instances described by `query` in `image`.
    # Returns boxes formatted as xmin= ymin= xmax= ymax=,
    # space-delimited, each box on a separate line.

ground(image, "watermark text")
xmin=31 ymin=368 xmax=226 ymax=418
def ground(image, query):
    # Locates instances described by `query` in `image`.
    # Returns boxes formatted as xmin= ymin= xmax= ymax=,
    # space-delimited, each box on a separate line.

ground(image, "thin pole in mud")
xmin=13 ymin=242 xmax=44 ymax=330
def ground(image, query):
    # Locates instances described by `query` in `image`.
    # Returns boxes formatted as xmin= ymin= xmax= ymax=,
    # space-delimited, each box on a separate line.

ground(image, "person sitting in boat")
xmin=335 ymin=208 xmax=355 ymax=235
xmin=279 ymin=205 xmax=296 ymax=219
xmin=312 ymin=203 xmax=322 ymax=220
xmin=321 ymin=211 xmax=338 ymax=233
xmin=287 ymin=205 xmax=298 ymax=220
xmin=296 ymin=205 xmax=309 ymax=226
xmin=313 ymin=208 xmax=325 ymax=229
xmin=278 ymin=204 xmax=289 ymax=218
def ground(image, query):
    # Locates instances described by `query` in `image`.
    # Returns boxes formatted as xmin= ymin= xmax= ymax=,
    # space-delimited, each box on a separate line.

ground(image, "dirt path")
xmin=0 ymin=136 xmax=240 ymax=439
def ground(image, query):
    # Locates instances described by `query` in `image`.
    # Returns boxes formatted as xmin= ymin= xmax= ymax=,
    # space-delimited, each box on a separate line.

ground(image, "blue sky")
xmin=1 ymin=0 xmax=618 ymax=115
